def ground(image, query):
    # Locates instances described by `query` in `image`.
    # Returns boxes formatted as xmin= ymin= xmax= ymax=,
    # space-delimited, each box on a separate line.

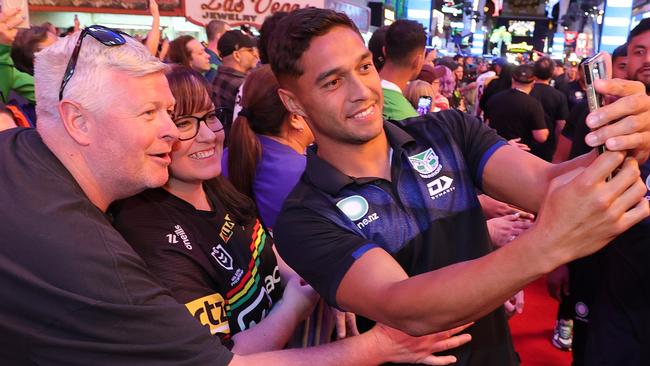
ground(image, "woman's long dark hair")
xmin=165 ymin=65 xmax=256 ymax=224
xmin=227 ymin=65 xmax=289 ymax=198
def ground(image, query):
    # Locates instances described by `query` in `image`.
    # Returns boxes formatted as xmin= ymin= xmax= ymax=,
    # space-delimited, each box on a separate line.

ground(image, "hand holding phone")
xmin=0 ymin=0 xmax=29 ymax=29
xmin=416 ymin=96 xmax=432 ymax=116
xmin=582 ymin=52 xmax=612 ymax=155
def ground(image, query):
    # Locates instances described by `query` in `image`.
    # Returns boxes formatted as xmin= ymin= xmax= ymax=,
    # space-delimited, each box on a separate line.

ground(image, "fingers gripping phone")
xmin=1 ymin=0 xmax=30 ymax=28
xmin=417 ymin=96 xmax=432 ymax=116
xmin=582 ymin=52 xmax=612 ymax=155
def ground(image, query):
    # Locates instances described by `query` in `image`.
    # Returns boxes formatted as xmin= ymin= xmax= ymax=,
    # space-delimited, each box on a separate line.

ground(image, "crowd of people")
xmin=1 ymin=1 xmax=650 ymax=366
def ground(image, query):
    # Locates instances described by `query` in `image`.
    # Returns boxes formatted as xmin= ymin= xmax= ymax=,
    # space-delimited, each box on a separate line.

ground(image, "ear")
xmin=382 ymin=45 xmax=387 ymax=58
xmin=233 ymin=50 xmax=242 ymax=63
xmin=277 ymin=87 xmax=307 ymax=118
xmin=58 ymin=100 xmax=92 ymax=146
xmin=288 ymin=113 xmax=306 ymax=131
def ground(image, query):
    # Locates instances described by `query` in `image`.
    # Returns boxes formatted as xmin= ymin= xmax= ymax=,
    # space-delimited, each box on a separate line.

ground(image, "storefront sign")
xmin=185 ymin=0 xmax=369 ymax=31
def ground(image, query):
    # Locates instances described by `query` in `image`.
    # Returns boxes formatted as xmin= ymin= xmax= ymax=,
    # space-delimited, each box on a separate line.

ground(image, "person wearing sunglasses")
xmin=0 ymin=24 xmax=472 ymax=365
xmin=112 ymin=65 xmax=472 ymax=364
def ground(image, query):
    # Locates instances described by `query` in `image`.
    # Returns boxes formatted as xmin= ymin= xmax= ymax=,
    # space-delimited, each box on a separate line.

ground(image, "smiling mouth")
xmin=189 ymin=149 xmax=215 ymax=160
xmin=351 ymin=104 xmax=375 ymax=119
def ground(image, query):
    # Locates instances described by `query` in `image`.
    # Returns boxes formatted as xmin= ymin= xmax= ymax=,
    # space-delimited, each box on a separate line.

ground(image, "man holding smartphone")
xmin=270 ymin=8 xmax=650 ymax=366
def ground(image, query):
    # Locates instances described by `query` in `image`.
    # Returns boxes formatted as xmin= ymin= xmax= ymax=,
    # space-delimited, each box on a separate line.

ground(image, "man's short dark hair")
xmin=206 ymin=20 xmax=228 ymax=41
xmin=384 ymin=20 xmax=426 ymax=66
xmin=259 ymin=12 xmax=289 ymax=65
xmin=612 ymin=43 xmax=628 ymax=60
xmin=368 ymin=25 xmax=389 ymax=72
xmin=533 ymin=57 xmax=555 ymax=80
xmin=628 ymin=18 xmax=650 ymax=43
xmin=268 ymin=8 xmax=360 ymax=80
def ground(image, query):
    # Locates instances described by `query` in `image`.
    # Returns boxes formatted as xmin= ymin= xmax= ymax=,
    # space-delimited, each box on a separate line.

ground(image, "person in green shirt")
xmin=1 ymin=8 xmax=35 ymax=104
xmin=378 ymin=20 xmax=426 ymax=121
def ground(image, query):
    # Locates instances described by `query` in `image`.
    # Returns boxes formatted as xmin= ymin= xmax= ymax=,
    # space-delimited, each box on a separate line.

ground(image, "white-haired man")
xmin=0 ymin=10 xmax=472 ymax=366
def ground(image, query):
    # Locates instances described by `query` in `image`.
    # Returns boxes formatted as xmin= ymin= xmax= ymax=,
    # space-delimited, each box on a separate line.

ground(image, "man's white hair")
xmin=34 ymin=29 xmax=168 ymax=127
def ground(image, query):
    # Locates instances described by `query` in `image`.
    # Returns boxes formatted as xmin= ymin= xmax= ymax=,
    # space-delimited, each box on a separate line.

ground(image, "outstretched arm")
xmin=230 ymin=323 xmax=472 ymax=366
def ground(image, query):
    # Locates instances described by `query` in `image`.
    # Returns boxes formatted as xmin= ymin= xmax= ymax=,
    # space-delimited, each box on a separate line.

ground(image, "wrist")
xmin=356 ymin=327 xmax=390 ymax=364
xmin=519 ymin=224 xmax=566 ymax=275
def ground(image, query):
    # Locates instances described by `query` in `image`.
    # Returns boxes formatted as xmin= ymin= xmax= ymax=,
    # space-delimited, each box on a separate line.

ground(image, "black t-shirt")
xmin=0 ymin=128 xmax=232 ymax=366
xmin=275 ymin=111 xmax=519 ymax=366
xmin=561 ymin=100 xmax=591 ymax=159
xmin=112 ymin=186 xmax=282 ymax=346
xmin=530 ymin=83 xmax=570 ymax=161
xmin=485 ymin=88 xmax=547 ymax=157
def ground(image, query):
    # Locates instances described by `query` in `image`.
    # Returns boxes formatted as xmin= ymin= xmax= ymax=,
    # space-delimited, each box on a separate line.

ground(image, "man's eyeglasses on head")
xmin=59 ymin=25 xmax=128 ymax=101
xmin=173 ymin=110 xmax=224 ymax=141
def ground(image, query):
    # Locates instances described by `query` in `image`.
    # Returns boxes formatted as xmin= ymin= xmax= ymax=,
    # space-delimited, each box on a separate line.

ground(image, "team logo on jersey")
xmin=408 ymin=148 xmax=442 ymax=178
xmin=219 ymin=214 xmax=235 ymax=243
xmin=185 ymin=293 xmax=230 ymax=335
xmin=336 ymin=195 xmax=369 ymax=221
xmin=211 ymin=244 xmax=234 ymax=271
xmin=426 ymin=176 xmax=455 ymax=200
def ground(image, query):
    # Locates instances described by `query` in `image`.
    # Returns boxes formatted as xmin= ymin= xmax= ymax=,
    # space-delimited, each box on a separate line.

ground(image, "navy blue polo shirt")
xmin=275 ymin=110 xmax=519 ymax=366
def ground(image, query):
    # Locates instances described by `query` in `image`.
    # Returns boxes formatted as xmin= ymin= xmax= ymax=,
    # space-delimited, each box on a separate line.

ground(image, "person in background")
xmin=167 ymin=35 xmax=211 ymax=74
xmin=564 ymin=60 xmax=587 ymax=111
xmin=367 ymin=25 xmax=389 ymax=72
xmin=530 ymin=57 xmax=569 ymax=162
xmin=415 ymin=64 xmax=449 ymax=112
xmin=612 ymin=43 xmax=628 ymax=79
xmin=204 ymin=19 xmax=230 ymax=82
xmin=404 ymin=80 xmax=435 ymax=114
xmin=0 ymin=9 xmax=34 ymax=104
xmin=258 ymin=12 xmax=288 ymax=65
xmin=142 ymin=0 xmax=165 ymax=59
xmin=379 ymin=19 xmax=425 ymax=121
xmin=478 ymin=58 xmax=512 ymax=113
xmin=225 ymin=65 xmax=312 ymax=232
xmin=212 ymin=30 xmax=259 ymax=143
xmin=485 ymin=64 xmax=548 ymax=158
xmin=437 ymin=65 xmax=456 ymax=108
xmin=11 ymin=25 xmax=57 ymax=75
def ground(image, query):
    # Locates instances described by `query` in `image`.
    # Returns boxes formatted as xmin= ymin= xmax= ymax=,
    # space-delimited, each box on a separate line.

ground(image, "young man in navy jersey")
xmin=269 ymin=8 xmax=650 ymax=366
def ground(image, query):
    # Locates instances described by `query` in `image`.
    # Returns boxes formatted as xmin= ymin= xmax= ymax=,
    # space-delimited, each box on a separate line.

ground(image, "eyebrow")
xmin=314 ymin=51 xmax=373 ymax=85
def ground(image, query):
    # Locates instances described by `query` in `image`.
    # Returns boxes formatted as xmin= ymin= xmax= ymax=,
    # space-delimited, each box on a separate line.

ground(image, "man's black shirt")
xmin=530 ymin=83 xmax=570 ymax=161
xmin=484 ymin=88 xmax=547 ymax=157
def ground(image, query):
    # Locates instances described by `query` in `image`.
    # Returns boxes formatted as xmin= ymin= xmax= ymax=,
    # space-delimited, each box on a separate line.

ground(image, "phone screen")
xmin=1 ymin=0 xmax=30 ymax=28
xmin=417 ymin=96 xmax=432 ymax=116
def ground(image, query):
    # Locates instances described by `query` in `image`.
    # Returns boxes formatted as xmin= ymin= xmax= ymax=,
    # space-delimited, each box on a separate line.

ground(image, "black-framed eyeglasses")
xmin=173 ymin=110 xmax=224 ymax=141
xmin=59 ymin=25 xmax=128 ymax=101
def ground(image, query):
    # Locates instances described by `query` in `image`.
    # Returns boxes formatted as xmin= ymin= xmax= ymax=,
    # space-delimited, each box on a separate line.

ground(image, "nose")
xmin=195 ymin=120 xmax=219 ymax=143
xmin=348 ymin=73 xmax=373 ymax=103
xmin=161 ymin=111 xmax=180 ymax=142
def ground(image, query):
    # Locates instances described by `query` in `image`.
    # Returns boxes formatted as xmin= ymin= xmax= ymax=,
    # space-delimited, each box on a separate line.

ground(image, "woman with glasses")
xmin=111 ymin=65 xmax=319 ymax=353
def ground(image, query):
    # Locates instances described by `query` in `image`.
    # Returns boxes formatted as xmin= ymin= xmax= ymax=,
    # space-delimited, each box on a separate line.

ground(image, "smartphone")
xmin=1 ymin=0 xmax=29 ymax=29
xmin=582 ymin=52 xmax=612 ymax=155
xmin=416 ymin=96 xmax=432 ymax=116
